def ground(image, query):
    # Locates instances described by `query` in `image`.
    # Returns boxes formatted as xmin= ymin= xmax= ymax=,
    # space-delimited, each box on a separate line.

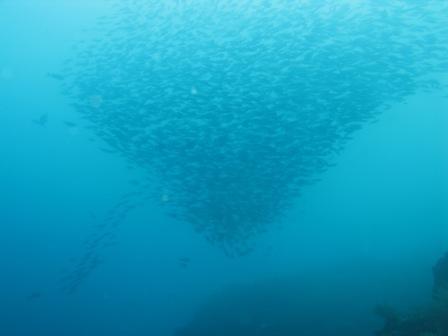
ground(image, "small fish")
xmin=26 ymin=291 xmax=42 ymax=301
xmin=178 ymin=257 xmax=191 ymax=268
xmin=32 ymin=114 xmax=48 ymax=127
xmin=128 ymin=179 xmax=140 ymax=186
xmin=89 ymin=211 xmax=97 ymax=221
xmin=64 ymin=121 xmax=77 ymax=128
xmin=47 ymin=72 xmax=65 ymax=81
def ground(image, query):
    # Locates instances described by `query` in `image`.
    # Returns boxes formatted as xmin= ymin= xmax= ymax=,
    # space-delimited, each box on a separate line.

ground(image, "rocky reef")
xmin=376 ymin=253 xmax=448 ymax=336
xmin=174 ymin=271 xmax=380 ymax=336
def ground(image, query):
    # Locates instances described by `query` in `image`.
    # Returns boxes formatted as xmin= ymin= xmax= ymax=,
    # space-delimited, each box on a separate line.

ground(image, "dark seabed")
xmin=0 ymin=1 xmax=447 ymax=335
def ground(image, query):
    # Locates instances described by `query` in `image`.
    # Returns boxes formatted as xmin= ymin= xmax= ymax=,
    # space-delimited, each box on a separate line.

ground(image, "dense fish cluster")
xmin=60 ymin=1 xmax=448 ymax=254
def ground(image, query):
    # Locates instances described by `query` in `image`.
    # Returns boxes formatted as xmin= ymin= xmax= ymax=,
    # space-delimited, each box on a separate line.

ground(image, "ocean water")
xmin=0 ymin=1 xmax=447 ymax=335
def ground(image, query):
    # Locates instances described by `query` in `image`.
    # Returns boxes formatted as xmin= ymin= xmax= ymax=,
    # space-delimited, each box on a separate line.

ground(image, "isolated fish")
xmin=64 ymin=121 xmax=77 ymax=128
xmin=32 ymin=113 xmax=48 ymax=127
xmin=178 ymin=257 xmax=191 ymax=268
xmin=47 ymin=72 xmax=65 ymax=81
xmin=26 ymin=291 xmax=42 ymax=301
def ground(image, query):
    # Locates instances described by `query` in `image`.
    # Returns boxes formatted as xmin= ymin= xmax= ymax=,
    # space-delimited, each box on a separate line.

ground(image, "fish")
xmin=178 ymin=257 xmax=191 ymax=268
xmin=32 ymin=113 xmax=48 ymax=127
xmin=57 ymin=0 xmax=448 ymax=291
xmin=64 ymin=121 xmax=77 ymax=128
xmin=47 ymin=72 xmax=65 ymax=81
xmin=26 ymin=291 xmax=42 ymax=301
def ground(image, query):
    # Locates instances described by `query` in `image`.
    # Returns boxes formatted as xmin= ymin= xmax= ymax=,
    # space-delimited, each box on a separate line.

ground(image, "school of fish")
xmin=57 ymin=0 xmax=448 ymax=291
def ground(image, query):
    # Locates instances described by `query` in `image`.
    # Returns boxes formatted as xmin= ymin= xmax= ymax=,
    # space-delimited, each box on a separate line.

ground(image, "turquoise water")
xmin=1 ymin=1 xmax=447 ymax=335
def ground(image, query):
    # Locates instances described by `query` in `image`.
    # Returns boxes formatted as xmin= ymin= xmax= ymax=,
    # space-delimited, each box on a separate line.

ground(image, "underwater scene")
xmin=1 ymin=1 xmax=447 ymax=335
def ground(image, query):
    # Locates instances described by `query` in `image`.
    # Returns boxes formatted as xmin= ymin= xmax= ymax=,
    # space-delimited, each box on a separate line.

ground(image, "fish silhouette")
xmin=178 ymin=257 xmax=191 ymax=268
xmin=32 ymin=114 xmax=48 ymax=127
xmin=64 ymin=121 xmax=77 ymax=128
xmin=47 ymin=72 xmax=65 ymax=81
xmin=26 ymin=291 xmax=42 ymax=301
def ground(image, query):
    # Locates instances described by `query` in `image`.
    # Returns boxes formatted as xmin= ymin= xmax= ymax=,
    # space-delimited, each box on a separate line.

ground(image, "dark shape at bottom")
xmin=376 ymin=252 xmax=448 ymax=336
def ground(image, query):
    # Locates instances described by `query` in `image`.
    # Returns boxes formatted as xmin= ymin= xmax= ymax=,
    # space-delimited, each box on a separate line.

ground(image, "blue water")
xmin=1 ymin=1 xmax=447 ymax=335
